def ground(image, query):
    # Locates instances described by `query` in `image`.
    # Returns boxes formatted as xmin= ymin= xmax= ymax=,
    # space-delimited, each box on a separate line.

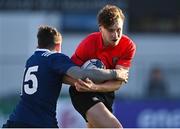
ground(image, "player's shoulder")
xmin=85 ymin=32 xmax=100 ymax=40
xmin=47 ymin=52 xmax=73 ymax=67
xmin=49 ymin=52 xmax=70 ymax=60
xmin=79 ymin=32 xmax=100 ymax=47
xmin=121 ymin=34 xmax=133 ymax=42
xmin=121 ymin=34 xmax=136 ymax=47
xmin=36 ymin=50 xmax=67 ymax=60
xmin=88 ymin=32 xmax=100 ymax=37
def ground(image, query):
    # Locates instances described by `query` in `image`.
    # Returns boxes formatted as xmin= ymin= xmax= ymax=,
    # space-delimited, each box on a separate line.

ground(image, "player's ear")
xmin=99 ymin=26 xmax=102 ymax=32
xmin=54 ymin=43 xmax=61 ymax=53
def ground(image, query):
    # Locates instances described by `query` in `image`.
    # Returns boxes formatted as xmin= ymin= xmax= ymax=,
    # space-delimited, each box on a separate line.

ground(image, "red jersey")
xmin=71 ymin=32 xmax=136 ymax=69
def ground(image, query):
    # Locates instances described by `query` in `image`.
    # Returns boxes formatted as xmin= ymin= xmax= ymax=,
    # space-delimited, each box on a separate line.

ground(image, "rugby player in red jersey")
xmin=69 ymin=4 xmax=136 ymax=128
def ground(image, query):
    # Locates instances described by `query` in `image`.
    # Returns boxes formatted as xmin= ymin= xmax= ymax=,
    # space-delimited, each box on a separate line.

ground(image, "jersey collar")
xmin=35 ymin=48 xmax=57 ymax=54
xmin=35 ymin=48 xmax=51 ymax=52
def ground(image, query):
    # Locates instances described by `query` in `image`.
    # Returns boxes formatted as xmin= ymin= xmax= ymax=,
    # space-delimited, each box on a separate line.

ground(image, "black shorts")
xmin=69 ymin=87 xmax=115 ymax=122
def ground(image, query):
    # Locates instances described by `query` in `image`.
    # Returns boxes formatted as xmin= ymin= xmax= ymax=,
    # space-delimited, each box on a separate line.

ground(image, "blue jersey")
xmin=8 ymin=49 xmax=75 ymax=127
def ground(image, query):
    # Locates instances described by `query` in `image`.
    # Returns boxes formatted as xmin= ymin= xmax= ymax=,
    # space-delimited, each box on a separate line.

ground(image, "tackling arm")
xmin=66 ymin=66 xmax=128 ymax=83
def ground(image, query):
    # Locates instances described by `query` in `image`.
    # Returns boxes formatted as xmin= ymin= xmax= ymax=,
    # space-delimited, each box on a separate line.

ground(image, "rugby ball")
xmin=81 ymin=59 xmax=105 ymax=69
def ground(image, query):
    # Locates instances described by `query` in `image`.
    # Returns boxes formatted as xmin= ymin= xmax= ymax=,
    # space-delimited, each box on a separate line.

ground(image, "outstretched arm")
xmin=62 ymin=65 xmax=129 ymax=92
xmin=66 ymin=66 xmax=128 ymax=83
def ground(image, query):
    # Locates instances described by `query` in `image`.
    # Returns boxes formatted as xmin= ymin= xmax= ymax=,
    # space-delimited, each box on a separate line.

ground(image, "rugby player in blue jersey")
xmin=2 ymin=25 xmax=128 ymax=128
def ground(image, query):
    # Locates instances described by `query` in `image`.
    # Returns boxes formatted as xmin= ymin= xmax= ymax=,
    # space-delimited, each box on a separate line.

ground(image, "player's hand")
xmin=115 ymin=69 xmax=129 ymax=83
xmin=75 ymin=78 xmax=97 ymax=92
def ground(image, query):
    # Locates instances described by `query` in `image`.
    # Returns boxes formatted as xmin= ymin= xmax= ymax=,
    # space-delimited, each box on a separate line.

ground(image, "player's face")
xmin=99 ymin=18 xmax=123 ymax=47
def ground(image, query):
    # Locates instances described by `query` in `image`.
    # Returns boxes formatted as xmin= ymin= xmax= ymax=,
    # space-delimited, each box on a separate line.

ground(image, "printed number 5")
xmin=24 ymin=66 xmax=39 ymax=95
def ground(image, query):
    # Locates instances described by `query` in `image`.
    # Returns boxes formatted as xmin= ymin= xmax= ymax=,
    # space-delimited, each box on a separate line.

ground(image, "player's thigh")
xmin=86 ymin=102 xmax=123 ymax=128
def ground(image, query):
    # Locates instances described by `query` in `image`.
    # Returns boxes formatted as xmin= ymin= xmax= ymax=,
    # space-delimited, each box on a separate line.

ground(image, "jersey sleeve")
xmin=117 ymin=40 xmax=136 ymax=68
xmin=71 ymin=35 xmax=93 ymax=66
xmin=50 ymin=53 xmax=76 ymax=75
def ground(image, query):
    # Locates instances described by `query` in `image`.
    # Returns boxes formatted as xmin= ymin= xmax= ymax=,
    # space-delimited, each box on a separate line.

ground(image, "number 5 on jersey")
xmin=23 ymin=66 xmax=39 ymax=95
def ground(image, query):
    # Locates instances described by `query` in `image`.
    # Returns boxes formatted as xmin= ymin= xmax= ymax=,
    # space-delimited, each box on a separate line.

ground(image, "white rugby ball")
xmin=81 ymin=59 xmax=105 ymax=69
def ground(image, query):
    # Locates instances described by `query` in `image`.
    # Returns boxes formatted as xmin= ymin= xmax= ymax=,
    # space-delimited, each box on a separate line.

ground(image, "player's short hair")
xmin=37 ymin=25 xmax=62 ymax=49
xmin=97 ymin=4 xmax=125 ymax=28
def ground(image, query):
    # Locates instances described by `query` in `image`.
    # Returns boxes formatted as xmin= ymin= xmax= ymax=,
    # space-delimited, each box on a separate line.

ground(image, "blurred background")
xmin=0 ymin=0 xmax=180 ymax=128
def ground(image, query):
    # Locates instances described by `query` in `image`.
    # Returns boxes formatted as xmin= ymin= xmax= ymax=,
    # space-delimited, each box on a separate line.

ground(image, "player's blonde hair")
xmin=97 ymin=4 xmax=125 ymax=28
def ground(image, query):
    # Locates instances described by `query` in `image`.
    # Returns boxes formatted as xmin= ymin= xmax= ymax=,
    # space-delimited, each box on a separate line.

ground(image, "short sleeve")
xmin=117 ymin=41 xmax=136 ymax=68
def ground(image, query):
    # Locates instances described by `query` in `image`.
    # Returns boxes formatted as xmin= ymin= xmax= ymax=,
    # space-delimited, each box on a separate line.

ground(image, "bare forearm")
xmin=62 ymin=75 xmax=76 ymax=86
xmin=66 ymin=66 xmax=117 ymax=83
xmin=94 ymin=80 xmax=124 ymax=92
